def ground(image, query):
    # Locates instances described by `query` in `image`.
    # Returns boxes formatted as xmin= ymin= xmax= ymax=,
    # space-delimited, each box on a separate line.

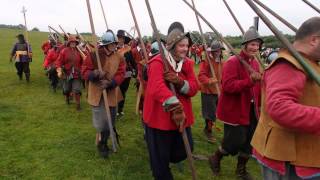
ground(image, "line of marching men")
xmin=34 ymin=16 xmax=320 ymax=180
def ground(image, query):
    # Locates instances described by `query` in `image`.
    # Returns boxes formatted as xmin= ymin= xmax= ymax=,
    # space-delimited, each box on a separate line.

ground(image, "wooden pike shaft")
xmin=302 ymin=0 xmax=320 ymax=14
xmin=253 ymin=0 xmax=297 ymax=32
xmin=222 ymin=0 xmax=245 ymax=34
xmin=127 ymin=0 xmax=149 ymax=114
xmin=221 ymin=0 xmax=265 ymax=69
xmin=21 ymin=6 xmax=30 ymax=55
xmin=85 ymin=0 xmax=118 ymax=152
xmin=144 ymin=0 xmax=197 ymax=179
xmin=191 ymin=0 xmax=220 ymax=96
xmin=99 ymin=0 xmax=109 ymax=29
xmin=182 ymin=0 xmax=256 ymax=74
xmin=245 ymin=0 xmax=320 ymax=86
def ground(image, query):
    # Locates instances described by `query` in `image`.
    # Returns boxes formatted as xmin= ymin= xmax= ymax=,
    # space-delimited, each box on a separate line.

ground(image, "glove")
xmin=208 ymin=77 xmax=218 ymax=86
xmin=163 ymin=71 xmax=184 ymax=89
xmin=57 ymin=67 xmax=64 ymax=79
xmin=166 ymin=102 xmax=186 ymax=132
xmin=97 ymin=79 xmax=112 ymax=90
xmin=250 ymin=72 xmax=262 ymax=83
xmin=92 ymin=69 xmax=106 ymax=80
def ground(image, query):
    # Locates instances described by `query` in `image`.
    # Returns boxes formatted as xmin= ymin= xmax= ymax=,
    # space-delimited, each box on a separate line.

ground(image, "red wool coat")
xmin=55 ymin=47 xmax=83 ymax=79
xmin=216 ymin=50 xmax=261 ymax=125
xmin=143 ymin=54 xmax=199 ymax=130
xmin=43 ymin=49 xmax=59 ymax=68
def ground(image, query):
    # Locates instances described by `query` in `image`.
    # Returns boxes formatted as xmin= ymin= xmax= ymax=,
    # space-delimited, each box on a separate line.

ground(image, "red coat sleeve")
xmin=198 ymin=61 xmax=210 ymax=85
xmin=182 ymin=60 xmax=199 ymax=97
xmin=113 ymin=57 xmax=126 ymax=85
xmin=221 ymin=57 xmax=254 ymax=94
xmin=55 ymin=49 xmax=65 ymax=68
xmin=148 ymin=59 xmax=175 ymax=104
xmin=265 ymin=60 xmax=320 ymax=135
xmin=81 ymin=53 xmax=94 ymax=81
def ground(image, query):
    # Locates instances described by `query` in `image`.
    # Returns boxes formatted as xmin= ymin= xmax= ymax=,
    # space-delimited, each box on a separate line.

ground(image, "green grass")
xmin=0 ymin=28 xmax=262 ymax=179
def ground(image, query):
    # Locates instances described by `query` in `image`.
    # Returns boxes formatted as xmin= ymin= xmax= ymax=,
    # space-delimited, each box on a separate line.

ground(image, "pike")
xmin=302 ymin=0 xmax=320 ymax=14
xmin=58 ymin=25 xmax=87 ymax=60
xmin=85 ymin=0 xmax=118 ymax=152
xmin=21 ymin=6 xmax=31 ymax=60
xmin=252 ymin=0 xmax=298 ymax=32
xmin=48 ymin=27 xmax=58 ymax=43
xmin=182 ymin=0 xmax=260 ymax=75
xmin=127 ymin=0 xmax=149 ymax=115
xmin=245 ymin=0 xmax=320 ymax=86
xmin=222 ymin=0 xmax=245 ymax=34
xmin=183 ymin=0 xmax=265 ymax=120
xmin=144 ymin=0 xmax=197 ymax=179
xmin=191 ymin=0 xmax=220 ymax=96
xmin=99 ymin=0 xmax=109 ymax=29
xmin=222 ymin=0 xmax=265 ymax=69
xmin=75 ymin=28 xmax=92 ymax=51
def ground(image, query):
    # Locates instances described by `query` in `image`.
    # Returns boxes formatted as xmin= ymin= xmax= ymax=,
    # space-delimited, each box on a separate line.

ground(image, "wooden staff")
xmin=222 ymin=0 xmax=245 ymax=34
xmin=99 ymin=0 xmax=109 ymax=29
xmin=144 ymin=0 xmax=197 ymax=179
xmin=182 ymin=0 xmax=258 ymax=75
xmin=302 ymin=0 xmax=320 ymax=14
xmin=245 ymin=0 xmax=320 ymax=85
xmin=191 ymin=0 xmax=220 ymax=96
xmin=85 ymin=0 xmax=119 ymax=152
xmin=21 ymin=6 xmax=31 ymax=58
xmin=127 ymin=0 xmax=149 ymax=114
xmin=253 ymin=0 xmax=297 ymax=32
xmin=222 ymin=0 xmax=265 ymax=69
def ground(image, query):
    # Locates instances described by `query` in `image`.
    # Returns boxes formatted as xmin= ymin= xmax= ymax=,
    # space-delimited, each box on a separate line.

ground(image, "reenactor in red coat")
xmin=198 ymin=40 xmax=224 ymax=143
xmin=209 ymin=27 xmax=263 ymax=180
xmin=252 ymin=17 xmax=320 ymax=180
xmin=143 ymin=22 xmax=199 ymax=180
xmin=55 ymin=35 xmax=84 ymax=110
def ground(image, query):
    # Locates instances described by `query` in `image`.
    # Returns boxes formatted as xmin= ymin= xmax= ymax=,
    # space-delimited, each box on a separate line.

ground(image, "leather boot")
xmin=97 ymin=131 xmax=110 ymax=158
xmin=204 ymin=120 xmax=216 ymax=143
xmin=236 ymin=155 xmax=254 ymax=180
xmin=75 ymin=93 xmax=81 ymax=111
xmin=209 ymin=149 xmax=225 ymax=176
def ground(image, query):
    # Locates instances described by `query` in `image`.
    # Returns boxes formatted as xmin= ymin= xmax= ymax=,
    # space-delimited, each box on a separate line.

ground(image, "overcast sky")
xmin=1 ymin=0 xmax=319 ymax=37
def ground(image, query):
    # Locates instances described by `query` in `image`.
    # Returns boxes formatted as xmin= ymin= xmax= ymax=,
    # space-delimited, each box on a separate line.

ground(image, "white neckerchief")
xmin=162 ymin=43 xmax=183 ymax=72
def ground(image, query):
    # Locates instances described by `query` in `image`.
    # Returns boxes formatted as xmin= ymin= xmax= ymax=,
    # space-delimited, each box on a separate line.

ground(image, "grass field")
xmin=0 ymin=28 xmax=262 ymax=179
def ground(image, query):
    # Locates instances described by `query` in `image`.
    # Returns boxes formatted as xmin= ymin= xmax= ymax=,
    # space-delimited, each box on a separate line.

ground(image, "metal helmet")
xmin=149 ymin=41 xmax=160 ymax=57
xmin=166 ymin=22 xmax=192 ymax=50
xmin=100 ymin=30 xmax=118 ymax=46
xmin=209 ymin=40 xmax=225 ymax=52
xmin=242 ymin=26 xmax=263 ymax=45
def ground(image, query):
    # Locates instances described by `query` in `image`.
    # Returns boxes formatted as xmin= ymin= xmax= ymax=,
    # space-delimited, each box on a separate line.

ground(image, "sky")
xmin=1 ymin=0 xmax=319 ymax=37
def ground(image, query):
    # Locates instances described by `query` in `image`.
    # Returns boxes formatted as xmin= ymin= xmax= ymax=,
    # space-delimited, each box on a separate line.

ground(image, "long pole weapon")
xmin=302 ymin=0 xmax=320 ymax=14
xmin=245 ymin=0 xmax=320 ymax=85
xmin=191 ymin=0 xmax=220 ymax=95
xmin=85 ymin=0 xmax=118 ymax=152
xmin=222 ymin=0 xmax=245 ymax=34
xmin=252 ymin=0 xmax=297 ymax=32
xmin=99 ymin=0 xmax=109 ymax=29
xmin=182 ymin=0 xmax=259 ymax=75
xmin=21 ymin=6 xmax=31 ymax=60
xmin=144 ymin=0 xmax=197 ymax=179
xmin=127 ymin=0 xmax=149 ymax=114
xmin=221 ymin=0 xmax=265 ymax=69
